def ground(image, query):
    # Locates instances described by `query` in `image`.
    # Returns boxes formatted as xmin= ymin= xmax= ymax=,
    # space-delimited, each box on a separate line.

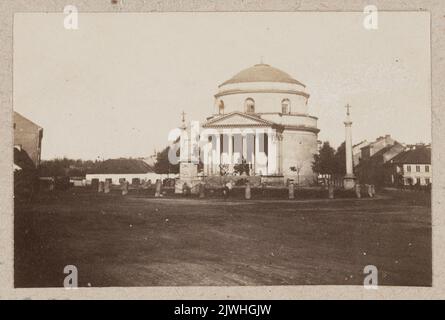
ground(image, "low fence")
xmin=80 ymin=182 xmax=379 ymax=200
xmin=37 ymin=174 xmax=387 ymax=200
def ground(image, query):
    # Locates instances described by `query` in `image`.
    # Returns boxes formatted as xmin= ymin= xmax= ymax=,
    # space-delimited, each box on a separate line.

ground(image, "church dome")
xmin=219 ymin=63 xmax=305 ymax=87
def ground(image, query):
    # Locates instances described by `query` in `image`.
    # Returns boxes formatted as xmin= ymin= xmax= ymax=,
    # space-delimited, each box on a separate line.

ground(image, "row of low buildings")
xmin=352 ymin=135 xmax=431 ymax=187
xmin=13 ymin=111 xmax=172 ymax=187
xmin=83 ymin=157 xmax=175 ymax=186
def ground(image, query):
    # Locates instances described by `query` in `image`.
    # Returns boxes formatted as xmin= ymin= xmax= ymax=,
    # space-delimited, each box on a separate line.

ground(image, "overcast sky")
xmin=14 ymin=12 xmax=430 ymax=160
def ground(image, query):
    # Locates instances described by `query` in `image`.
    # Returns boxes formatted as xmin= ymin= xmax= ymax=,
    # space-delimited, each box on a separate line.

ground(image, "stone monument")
xmin=175 ymin=112 xmax=200 ymax=194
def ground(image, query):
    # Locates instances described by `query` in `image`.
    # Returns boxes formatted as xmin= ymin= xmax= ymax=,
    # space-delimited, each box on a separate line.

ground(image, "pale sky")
xmin=13 ymin=12 xmax=431 ymax=160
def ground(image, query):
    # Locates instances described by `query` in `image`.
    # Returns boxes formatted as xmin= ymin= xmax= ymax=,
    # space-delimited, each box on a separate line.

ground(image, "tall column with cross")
xmin=343 ymin=104 xmax=356 ymax=189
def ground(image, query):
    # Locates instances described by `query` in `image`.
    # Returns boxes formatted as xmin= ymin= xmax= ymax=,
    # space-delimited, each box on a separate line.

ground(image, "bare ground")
xmin=14 ymin=188 xmax=431 ymax=287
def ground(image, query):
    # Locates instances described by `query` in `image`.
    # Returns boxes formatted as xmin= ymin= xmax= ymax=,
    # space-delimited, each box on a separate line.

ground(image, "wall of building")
xmin=281 ymin=130 xmax=318 ymax=185
xmin=85 ymin=173 xmax=177 ymax=185
xmin=261 ymin=113 xmax=317 ymax=128
xmin=14 ymin=112 xmax=43 ymax=167
xmin=402 ymin=164 xmax=432 ymax=185
xmin=215 ymin=81 xmax=309 ymax=115
xmin=361 ymin=135 xmax=395 ymax=160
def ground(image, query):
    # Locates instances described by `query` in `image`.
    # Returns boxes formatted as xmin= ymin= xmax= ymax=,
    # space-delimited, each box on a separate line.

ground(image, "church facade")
xmin=185 ymin=63 xmax=320 ymax=185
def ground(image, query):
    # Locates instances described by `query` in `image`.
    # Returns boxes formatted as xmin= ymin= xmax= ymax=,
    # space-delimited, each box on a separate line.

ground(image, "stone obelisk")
xmin=175 ymin=111 xmax=199 ymax=194
xmin=343 ymin=104 xmax=356 ymax=190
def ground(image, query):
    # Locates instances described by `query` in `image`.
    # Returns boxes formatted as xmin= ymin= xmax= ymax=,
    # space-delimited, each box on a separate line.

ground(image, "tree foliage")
xmin=233 ymin=158 xmax=250 ymax=175
xmin=333 ymin=142 xmax=346 ymax=174
xmin=312 ymin=141 xmax=346 ymax=175
xmin=154 ymin=146 xmax=180 ymax=174
xmin=312 ymin=142 xmax=336 ymax=174
xmin=39 ymin=158 xmax=96 ymax=177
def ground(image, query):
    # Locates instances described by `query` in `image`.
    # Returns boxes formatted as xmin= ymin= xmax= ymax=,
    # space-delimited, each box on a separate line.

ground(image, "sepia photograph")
xmin=11 ymin=10 xmax=432 ymax=290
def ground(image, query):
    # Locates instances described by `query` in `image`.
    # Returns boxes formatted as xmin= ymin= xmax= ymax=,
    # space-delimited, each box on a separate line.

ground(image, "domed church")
xmin=200 ymin=63 xmax=320 ymax=185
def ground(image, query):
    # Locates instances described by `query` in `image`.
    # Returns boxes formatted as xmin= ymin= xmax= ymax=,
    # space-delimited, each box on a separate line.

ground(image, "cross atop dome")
xmin=180 ymin=110 xmax=187 ymax=129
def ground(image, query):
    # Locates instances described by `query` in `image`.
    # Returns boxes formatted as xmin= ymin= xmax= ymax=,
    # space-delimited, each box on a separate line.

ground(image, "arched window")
xmin=218 ymin=100 xmax=225 ymax=114
xmin=281 ymin=99 xmax=290 ymax=114
xmin=244 ymin=98 xmax=255 ymax=113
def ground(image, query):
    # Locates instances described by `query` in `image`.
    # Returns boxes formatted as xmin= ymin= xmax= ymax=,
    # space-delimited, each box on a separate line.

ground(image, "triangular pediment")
xmin=203 ymin=112 xmax=276 ymax=128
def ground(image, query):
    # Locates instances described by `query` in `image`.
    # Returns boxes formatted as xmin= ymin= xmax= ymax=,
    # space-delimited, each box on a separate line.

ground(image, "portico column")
xmin=215 ymin=133 xmax=221 ymax=174
xmin=254 ymin=133 xmax=260 ymax=175
xmin=242 ymin=135 xmax=247 ymax=163
xmin=267 ymin=130 xmax=278 ymax=175
xmin=205 ymin=142 xmax=210 ymax=175
xmin=277 ymin=132 xmax=283 ymax=175
xmin=252 ymin=134 xmax=256 ymax=175
xmin=228 ymin=133 xmax=233 ymax=171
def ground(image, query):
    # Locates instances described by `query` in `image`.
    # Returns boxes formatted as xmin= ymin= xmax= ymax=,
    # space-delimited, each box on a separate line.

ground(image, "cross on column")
xmin=345 ymin=104 xmax=352 ymax=116
xmin=181 ymin=111 xmax=186 ymax=123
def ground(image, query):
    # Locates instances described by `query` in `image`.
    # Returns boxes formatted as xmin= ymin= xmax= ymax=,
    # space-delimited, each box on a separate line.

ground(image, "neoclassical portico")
xmin=201 ymin=112 xmax=284 ymax=176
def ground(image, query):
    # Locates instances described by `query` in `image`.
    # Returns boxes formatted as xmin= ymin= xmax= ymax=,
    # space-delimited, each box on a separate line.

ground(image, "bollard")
xmin=245 ymin=182 xmax=251 ymax=200
xmin=104 ymin=180 xmax=110 ymax=194
xmin=371 ymin=184 xmax=376 ymax=197
xmin=289 ymin=182 xmax=295 ymax=200
xmin=155 ymin=179 xmax=162 ymax=197
xmin=122 ymin=181 xmax=129 ymax=196
xmin=98 ymin=181 xmax=104 ymax=193
xmin=367 ymin=184 xmax=373 ymax=198
xmin=91 ymin=178 xmax=99 ymax=191
xmin=49 ymin=179 xmax=55 ymax=192
xmin=328 ymin=184 xmax=334 ymax=199
xmin=355 ymin=184 xmax=361 ymax=198
xmin=199 ymin=183 xmax=205 ymax=198
xmin=261 ymin=183 xmax=267 ymax=197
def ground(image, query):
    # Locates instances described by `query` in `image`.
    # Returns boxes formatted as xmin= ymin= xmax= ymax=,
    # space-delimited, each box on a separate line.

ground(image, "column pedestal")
xmin=343 ymin=173 xmax=356 ymax=190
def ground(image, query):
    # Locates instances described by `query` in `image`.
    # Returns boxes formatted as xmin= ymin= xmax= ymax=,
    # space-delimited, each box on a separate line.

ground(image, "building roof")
xmin=14 ymin=111 xmax=43 ymax=130
xmin=390 ymin=146 xmax=431 ymax=165
xmin=202 ymin=111 xmax=279 ymax=128
xmin=356 ymin=145 xmax=393 ymax=167
xmin=219 ymin=64 xmax=305 ymax=87
xmin=353 ymin=140 xmax=369 ymax=149
xmin=356 ymin=142 xmax=405 ymax=168
xmin=14 ymin=146 xmax=36 ymax=170
xmin=87 ymin=158 xmax=154 ymax=174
